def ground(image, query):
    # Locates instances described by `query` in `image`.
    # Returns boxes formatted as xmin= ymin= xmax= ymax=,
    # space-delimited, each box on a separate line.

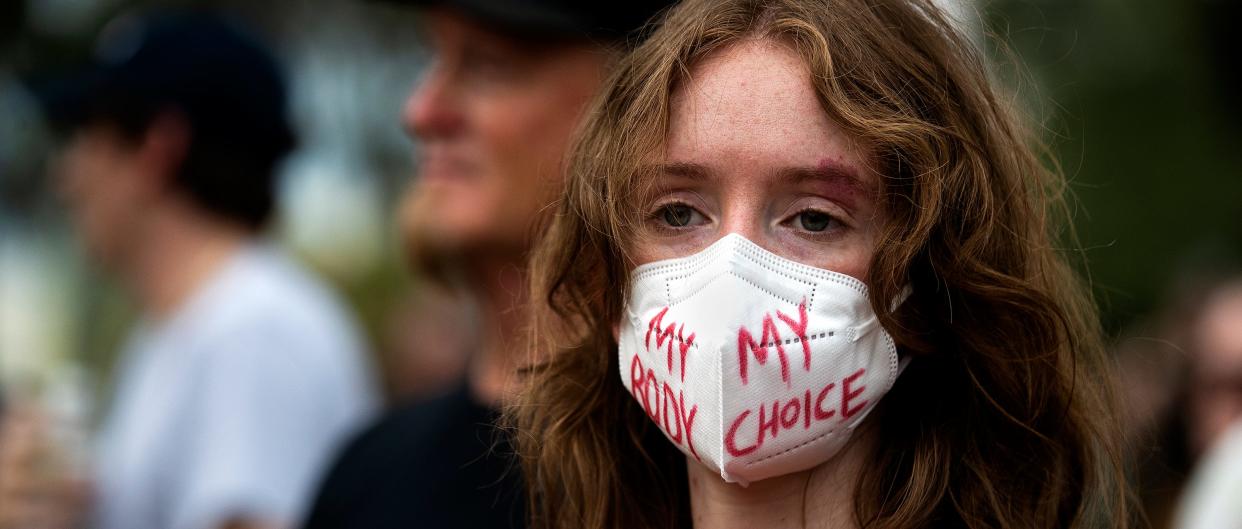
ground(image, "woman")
xmin=514 ymin=0 xmax=1131 ymax=528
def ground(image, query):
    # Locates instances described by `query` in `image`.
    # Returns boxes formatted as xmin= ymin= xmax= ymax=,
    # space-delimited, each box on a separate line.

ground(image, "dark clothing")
xmin=302 ymin=382 xmax=525 ymax=529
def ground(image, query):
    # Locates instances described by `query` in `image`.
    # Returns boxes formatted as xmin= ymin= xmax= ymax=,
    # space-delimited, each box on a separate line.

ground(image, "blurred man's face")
xmin=1189 ymin=285 xmax=1242 ymax=453
xmin=56 ymin=125 xmax=152 ymax=269
xmin=400 ymin=10 xmax=608 ymax=271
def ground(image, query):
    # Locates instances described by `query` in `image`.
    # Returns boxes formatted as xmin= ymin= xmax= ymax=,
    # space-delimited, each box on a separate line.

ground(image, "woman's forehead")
xmin=664 ymin=39 xmax=871 ymax=185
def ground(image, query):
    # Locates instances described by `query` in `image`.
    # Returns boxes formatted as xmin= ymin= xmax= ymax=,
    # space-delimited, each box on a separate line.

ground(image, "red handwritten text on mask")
xmin=645 ymin=307 xmax=697 ymax=382
xmin=630 ymin=353 xmax=700 ymax=460
xmin=724 ymin=368 xmax=868 ymax=457
xmin=736 ymin=302 xmax=811 ymax=385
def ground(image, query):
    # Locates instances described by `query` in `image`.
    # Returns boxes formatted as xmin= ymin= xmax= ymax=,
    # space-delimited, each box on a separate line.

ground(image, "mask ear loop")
xmin=896 ymin=354 xmax=913 ymax=377
xmin=890 ymin=285 xmax=913 ymax=311
xmin=891 ymin=285 xmax=914 ymax=378
xmin=847 ymin=285 xmax=914 ymax=343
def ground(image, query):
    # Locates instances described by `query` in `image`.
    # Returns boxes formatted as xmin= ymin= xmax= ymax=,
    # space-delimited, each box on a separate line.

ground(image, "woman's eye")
xmin=796 ymin=210 xmax=836 ymax=232
xmin=659 ymin=204 xmax=699 ymax=227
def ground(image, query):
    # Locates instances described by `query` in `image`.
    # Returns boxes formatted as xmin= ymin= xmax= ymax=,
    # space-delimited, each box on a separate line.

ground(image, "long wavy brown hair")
xmin=510 ymin=0 xmax=1132 ymax=527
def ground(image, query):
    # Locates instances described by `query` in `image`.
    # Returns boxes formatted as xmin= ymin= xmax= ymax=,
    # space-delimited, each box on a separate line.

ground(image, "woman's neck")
xmin=687 ymin=426 xmax=874 ymax=529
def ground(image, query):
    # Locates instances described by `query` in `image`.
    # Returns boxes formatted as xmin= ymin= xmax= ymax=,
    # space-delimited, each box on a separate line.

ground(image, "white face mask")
xmin=618 ymin=233 xmax=908 ymax=485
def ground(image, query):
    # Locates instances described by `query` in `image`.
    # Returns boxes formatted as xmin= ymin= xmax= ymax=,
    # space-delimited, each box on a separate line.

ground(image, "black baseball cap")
xmin=385 ymin=0 xmax=676 ymax=43
xmin=25 ymin=10 xmax=294 ymax=231
xmin=27 ymin=9 xmax=293 ymax=155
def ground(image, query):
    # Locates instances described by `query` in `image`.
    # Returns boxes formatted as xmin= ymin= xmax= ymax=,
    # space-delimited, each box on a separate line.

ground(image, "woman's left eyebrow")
xmin=776 ymin=160 xmax=872 ymax=210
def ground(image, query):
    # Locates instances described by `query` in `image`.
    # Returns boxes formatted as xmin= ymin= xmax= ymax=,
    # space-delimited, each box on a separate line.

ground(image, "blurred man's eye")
xmin=460 ymin=47 xmax=519 ymax=80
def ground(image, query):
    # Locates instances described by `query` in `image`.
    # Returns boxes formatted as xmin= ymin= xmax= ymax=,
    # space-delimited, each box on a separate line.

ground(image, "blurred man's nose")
xmin=403 ymin=65 xmax=465 ymax=141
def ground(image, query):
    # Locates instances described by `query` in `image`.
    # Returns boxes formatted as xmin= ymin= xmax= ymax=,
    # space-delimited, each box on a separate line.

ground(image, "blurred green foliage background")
xmin=987 ymin=0 xmax=1242 ymax=332
xmin=1 ymin=0 xmax=1239 ymax=400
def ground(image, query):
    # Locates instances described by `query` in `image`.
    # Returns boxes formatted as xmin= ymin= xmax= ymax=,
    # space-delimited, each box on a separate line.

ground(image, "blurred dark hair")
xmin=42 ymin=10 xmax=296 ymax=232
xmin=78 ymin=91 xmax=293 ymax=232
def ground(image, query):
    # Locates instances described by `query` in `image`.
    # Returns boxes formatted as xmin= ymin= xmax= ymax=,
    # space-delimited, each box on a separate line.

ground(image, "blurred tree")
xmin=986 ymin=0 xmax=1242 ymax=333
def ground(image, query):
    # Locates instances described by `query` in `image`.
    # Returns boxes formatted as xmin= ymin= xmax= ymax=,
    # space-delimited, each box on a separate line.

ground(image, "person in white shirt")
xmin=1176 ymin=419 xmax=1242 ymax=529
xmin=93 ymin=243 xmax=375 ymax=529
xmin=4 ymin=10 xmax=376 ymax=529
xmin=1175 ymin=278 xmax=1242 ymax=529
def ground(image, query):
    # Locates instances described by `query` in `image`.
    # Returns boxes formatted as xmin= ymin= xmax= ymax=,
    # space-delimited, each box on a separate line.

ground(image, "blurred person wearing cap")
xmin=1176 ymin=421 xmax=1242 ymax=529
xmin=1115 ymin=272 xmax=1242 ymax=528
xmin=299 ymin=2 xmax=673 ymax=528
xmin=1174 ymin=278 xmax=1242 ymax=529
xmin=2 ymin=11 xmax=377 ymax=529
xmin=1183 ymin=279 xmax=1242 ymax=455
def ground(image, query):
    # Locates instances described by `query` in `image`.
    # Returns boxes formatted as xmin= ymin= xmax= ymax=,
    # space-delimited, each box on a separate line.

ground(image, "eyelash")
xmin=646 ymin=201 xmax=850 ymax=241
xmin=647 ymin=201 xmax=702 ymax=232
xmin=781 ymin=207 xmax=847 ymax=240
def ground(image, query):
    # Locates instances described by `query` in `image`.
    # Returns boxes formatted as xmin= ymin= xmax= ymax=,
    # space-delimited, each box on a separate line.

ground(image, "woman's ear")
xmin=611 ymin=321 xmax=621 ymax=342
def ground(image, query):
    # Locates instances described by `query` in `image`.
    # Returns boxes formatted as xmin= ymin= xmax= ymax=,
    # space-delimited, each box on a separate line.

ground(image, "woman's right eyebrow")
xmin=653 ymin=161 xmax=713 ymax=180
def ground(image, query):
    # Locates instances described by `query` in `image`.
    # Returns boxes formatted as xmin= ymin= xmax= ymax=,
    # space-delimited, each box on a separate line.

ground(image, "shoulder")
xmin=304 ymin=384 xmax=525 ymax=529
xmin=189 ymin=246 xmax=368 ymax=367
xmin=217 ymin=246 xmax=358 ymax=336
xmin=1177 ymin=421 xmax=1242 ymax=529
xmin=307 ymin=387 xmax=472 ymax=501
xmin=349 ymin=385 xmax=485 ymax=455
xmin=176 ymin=246 xmax=375 ymax=412
xmin=319 ymin=383 xmax=504 ymax=487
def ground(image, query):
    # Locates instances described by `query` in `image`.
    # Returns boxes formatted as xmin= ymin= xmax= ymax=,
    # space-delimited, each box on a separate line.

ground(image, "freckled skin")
xmin=813 ymin=158 xmax=871 ymax=211
xmin=640 ymin=39 xmax=880 ymax=529
xmin=630 ymin=39 xmax=884 ymax=283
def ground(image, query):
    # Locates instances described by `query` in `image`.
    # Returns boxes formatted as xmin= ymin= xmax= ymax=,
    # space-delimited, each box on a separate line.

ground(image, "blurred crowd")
xmin=0 ymin=0 xmax=1239 ymax=528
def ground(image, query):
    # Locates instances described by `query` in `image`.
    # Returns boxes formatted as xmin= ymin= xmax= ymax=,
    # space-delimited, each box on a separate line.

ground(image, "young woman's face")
xmin=632 ymin=40 xmax=885 ymax=281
